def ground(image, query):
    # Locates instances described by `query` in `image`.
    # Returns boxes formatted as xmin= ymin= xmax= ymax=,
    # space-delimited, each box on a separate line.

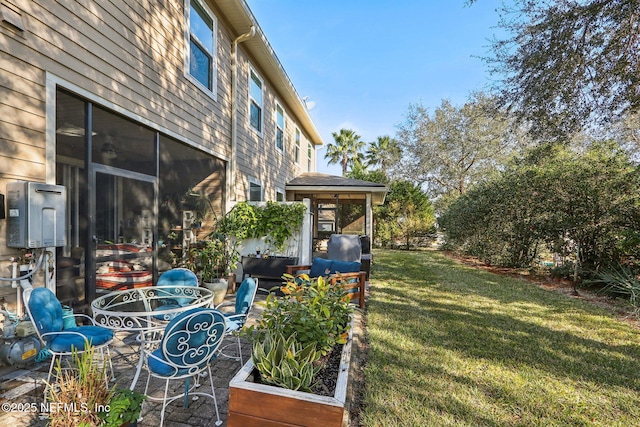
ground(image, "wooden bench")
xmin=285 ymin=264 xmax=366 ymax=309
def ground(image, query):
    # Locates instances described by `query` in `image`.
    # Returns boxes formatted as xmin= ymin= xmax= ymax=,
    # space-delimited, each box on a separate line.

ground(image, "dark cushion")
xmin=331 ymin=260 xmax=361 ymax=274
xmin=327 ymin=234 xmax=362 ymax=262
xmin=309 ymin=257 xmax=333 ymax=277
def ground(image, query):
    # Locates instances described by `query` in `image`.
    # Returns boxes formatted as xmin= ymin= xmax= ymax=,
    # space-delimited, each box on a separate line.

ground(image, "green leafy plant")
xmin=253 ymin=202 xmax=307 ymax=254
xmin=246 ymin=274 xmax=353 ymax=356
xmin=224 ymin=201 xmax=306 ymax=255
xmin=100 ymin=388 xmax=146 ymax=427
xmin=588 ymin=265 xmax=640 ymax=317
xmin=186 ymin=237 xmax=232 ymax=282
xmin=251 ymin=329 xmax=320 ymax=392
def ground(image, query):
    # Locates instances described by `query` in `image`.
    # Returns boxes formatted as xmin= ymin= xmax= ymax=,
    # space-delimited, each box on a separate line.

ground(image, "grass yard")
xmin=362 ymin=249 xmax=640 ymax=427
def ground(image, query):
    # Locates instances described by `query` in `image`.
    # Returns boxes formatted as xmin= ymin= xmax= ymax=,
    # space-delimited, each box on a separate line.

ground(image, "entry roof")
xmin=286 ymin=173 xmax=388 ymax=205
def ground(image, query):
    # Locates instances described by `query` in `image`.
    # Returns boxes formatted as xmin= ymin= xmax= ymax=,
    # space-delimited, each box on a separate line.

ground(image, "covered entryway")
xmin=285 ymin=173 xmax=387 ymax=254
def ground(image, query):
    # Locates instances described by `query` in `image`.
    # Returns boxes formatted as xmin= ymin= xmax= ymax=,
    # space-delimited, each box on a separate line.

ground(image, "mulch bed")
xmin=311 ymin=343 xmax=343 ymax=396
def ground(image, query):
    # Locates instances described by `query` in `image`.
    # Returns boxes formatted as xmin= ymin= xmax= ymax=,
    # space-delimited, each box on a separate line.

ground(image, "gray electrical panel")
xmin=6 ymin=182 xmax=66 ymax=248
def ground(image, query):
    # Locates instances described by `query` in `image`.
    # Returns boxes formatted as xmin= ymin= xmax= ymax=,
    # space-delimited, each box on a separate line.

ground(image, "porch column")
xmin=300 ymin=198 xmax=312 ymax=264
xmin=366 ymin=193 xmax=373 ymax=238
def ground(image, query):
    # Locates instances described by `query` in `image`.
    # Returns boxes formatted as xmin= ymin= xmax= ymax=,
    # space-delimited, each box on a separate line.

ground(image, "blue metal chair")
xmin=217 ymin=277 xmax=258 ymax=365
xmin=24 ymin=287 xmax=114 ymax=392
xmin=154 ymin=268 xmax=199 ymax=321
xmin=141 ymin=307 xmax=226 ymax=427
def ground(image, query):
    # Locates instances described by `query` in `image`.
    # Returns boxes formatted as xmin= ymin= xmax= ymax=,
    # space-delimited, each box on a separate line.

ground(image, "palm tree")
xmin=365 ymin=135 xmax=401 ymax=173
xmin=325 ymin=129 xmax=365 ymax=176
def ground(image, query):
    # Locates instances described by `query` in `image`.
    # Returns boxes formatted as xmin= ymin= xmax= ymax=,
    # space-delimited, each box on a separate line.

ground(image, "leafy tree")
xmin=394 ymin=92 xmax=513 ymax=203
xmin=612 ymin=111 xmax=640 ymax=157
xmin=325 ymin=128 xmax=365 ymax=176
xmin=365 ymin=135 xmax=401 ymax=173
xmin=346 ymin=166 xmax=389 ymax=185
xmin=376 ymin=180 xmax=435 ymax=249
xmin=470 ymin=0 xmax=640 ymax=141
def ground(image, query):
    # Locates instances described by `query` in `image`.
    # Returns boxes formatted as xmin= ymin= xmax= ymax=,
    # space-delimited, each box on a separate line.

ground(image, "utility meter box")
xmin=6 ymin=182 xmax=66 ymax=248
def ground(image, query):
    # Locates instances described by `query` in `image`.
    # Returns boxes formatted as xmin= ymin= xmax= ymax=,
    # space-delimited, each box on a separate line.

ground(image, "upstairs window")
xmin=275 ymin=103 xmax=285 ymax=152
xmin=307 ymin=142 xmax=313 ymax=171
xmin=294 ymin=128 xmax=301 ymax=164
xmin=249 ymin=180 xmax=262 ymax=201
xmin=249 ymin=69 xmax=263 ymax=133
xmin=187 ymin=0 xmax=216 ymax=94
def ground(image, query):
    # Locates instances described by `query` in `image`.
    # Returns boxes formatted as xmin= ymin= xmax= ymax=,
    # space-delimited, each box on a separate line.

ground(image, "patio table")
xmin=91 ymin=285 xmax=214 ymax=389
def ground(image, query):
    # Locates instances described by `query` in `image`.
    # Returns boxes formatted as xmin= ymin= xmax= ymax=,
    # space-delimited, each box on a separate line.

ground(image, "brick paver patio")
xmin=0 ymin=292 xmax=262 ymax=427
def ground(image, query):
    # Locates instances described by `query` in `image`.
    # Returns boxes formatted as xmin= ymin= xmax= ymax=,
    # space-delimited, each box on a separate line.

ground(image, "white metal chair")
xmin=217 ymin=277 xmax=258 ymax=365
xmin=141 ymin=307 xmax=226 ymax=426
xmin=23 ymin=287 xmax=114 ymax=393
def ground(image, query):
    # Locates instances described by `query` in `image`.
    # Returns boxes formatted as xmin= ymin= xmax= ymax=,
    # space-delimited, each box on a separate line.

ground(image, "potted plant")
xmin=185 ymin=204 xmax=252 ymax=302
xmin=186 ymin=236 xmax=234 ymax=305
xmin=228 ymin=274 xmax=355 ymax=427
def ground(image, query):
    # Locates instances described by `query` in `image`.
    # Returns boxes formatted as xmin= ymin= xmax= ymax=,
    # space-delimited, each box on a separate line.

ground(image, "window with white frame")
xmin=275 ymin=103 xmax=285 ymax=152
xmin=307 ymin=142 xmax=313 ymax=171
xmin=276 ymin=188 xmax=285 ymax=202
xmin=249 ymin=179 xmax=262 ymax=201
xmin=249 ymin=69 xmax=263 ymax=133
xmin=294 ymin=128 xmax=301 ymax=164
xmin=186 ymin=0 xmax=216 ymax=94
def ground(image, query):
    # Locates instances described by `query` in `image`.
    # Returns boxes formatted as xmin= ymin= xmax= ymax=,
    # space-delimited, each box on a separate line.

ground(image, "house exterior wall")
xmin=0 ymin=0 xmax=319 ymax=309
xmin=233 ymin=48 xmax=315 ymax=202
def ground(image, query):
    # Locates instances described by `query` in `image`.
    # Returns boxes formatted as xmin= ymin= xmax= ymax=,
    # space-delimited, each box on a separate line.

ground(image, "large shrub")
xmin=440 ymin=141 xmax=640 ymax=269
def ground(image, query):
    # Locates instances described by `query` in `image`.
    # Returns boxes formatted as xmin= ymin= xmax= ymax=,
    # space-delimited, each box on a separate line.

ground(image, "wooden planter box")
xmin=227 ymin=318 xmax=355 ymax=427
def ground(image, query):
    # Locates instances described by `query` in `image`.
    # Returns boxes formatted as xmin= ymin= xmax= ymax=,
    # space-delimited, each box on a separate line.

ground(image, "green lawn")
xmin=362 ymin=250 xmax=640 ymax=427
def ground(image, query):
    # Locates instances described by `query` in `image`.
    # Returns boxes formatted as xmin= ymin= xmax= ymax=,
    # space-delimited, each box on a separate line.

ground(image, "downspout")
xmin=229 ymin=25 xmax=256 ymax=208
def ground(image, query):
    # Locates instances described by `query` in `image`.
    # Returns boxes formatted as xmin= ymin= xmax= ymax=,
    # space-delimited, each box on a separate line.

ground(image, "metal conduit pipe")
xmin=229 ymin=25 xmax=256 ymax=206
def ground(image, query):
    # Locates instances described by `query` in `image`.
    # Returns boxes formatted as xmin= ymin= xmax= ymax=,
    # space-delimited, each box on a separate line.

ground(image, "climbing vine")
xmin=228 ymin=201 xmax=306 ymax=254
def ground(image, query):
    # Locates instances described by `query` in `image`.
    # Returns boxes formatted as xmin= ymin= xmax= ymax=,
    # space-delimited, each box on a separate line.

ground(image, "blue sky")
xmin=246 ymin=0 xmax=505 ymax=176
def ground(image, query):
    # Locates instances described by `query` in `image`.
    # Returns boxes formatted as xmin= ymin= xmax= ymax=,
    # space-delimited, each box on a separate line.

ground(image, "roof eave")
xmin=286 ymin=185 xmax=388 ymax=205
xmin=215 ymin=0 xmax=324 ymax=146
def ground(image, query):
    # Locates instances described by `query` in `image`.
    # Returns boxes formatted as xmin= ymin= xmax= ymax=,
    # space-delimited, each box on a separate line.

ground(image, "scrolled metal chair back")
xmin=161 ymin=308 xmax=226 ymax=376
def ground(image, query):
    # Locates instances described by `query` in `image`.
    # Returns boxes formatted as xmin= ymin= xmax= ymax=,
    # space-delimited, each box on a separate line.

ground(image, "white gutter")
xmin=229 ymin=25 xmax=256 ymax=207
